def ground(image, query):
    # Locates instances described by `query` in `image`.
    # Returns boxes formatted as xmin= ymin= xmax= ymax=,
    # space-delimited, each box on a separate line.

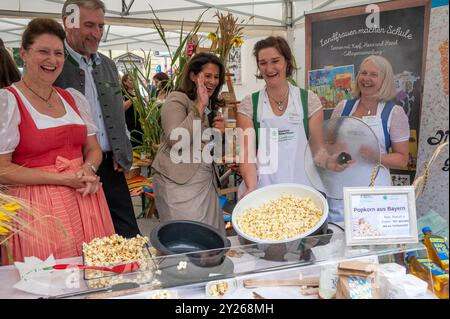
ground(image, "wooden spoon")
xmin=243 ymin=277 xmax=320 ymax=288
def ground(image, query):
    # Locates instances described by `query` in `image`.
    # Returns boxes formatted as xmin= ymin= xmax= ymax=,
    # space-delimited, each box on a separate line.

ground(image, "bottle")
xmin=422 ymin=227 xmax=449 ymax=273
xmin=405 ymin=252 xmax=448 ymax=299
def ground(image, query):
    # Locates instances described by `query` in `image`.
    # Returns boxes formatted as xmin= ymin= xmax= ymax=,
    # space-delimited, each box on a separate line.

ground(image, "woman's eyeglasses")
xmin=29 ymin=47 xmax=64 ymax=58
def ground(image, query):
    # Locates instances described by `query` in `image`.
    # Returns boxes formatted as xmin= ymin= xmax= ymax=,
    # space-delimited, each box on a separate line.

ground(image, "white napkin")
xmin=13 ymin=255 xmax=80 ymax=296
xmin=311 ymin=238 xmax=346 ymax=261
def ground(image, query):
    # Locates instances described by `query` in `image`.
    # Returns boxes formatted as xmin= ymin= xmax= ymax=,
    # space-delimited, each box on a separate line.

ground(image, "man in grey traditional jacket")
xmin=55 ymin=0 xmax=140 ymax=238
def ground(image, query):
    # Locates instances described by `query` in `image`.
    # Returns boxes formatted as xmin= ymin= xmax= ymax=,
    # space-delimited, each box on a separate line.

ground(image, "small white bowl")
xmin=205 ymin=278 xmax=238 ymax=297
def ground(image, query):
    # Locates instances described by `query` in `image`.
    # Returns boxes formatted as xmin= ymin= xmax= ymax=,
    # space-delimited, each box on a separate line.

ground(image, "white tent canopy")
xmin=0 ymin=0 xmax=384 ymax=97
xmin=0 ymin=0 xmax=380 ymax=50
xmin=1 ymin=0 xmax=287 ymax=50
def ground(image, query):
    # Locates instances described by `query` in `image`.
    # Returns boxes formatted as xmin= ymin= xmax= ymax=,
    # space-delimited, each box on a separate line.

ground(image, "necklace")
xmin=267 ymin=87 xmax=289 ymax=111
xmin=360 ymin=102 xmax=376 ymax=116
xmin=22 ymin=80 xmax=54 ymax=108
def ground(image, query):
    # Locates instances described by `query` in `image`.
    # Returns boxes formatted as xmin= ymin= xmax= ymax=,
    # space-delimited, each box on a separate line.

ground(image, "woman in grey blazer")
xmin=151 ymin=53 xmax=226 ymax=235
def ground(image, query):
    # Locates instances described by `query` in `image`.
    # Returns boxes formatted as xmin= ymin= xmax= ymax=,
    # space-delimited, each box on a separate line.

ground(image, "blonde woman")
xmin=327 ymin=55 xmax=410 ymax=222
xmin=332 ymin=55 xmax=410 ymax=180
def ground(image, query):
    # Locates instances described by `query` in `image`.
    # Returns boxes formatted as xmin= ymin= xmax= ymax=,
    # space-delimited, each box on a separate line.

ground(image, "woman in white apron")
xmin=236 ymin=36 xmax=328 ymax=199
xmin=328 ymin=55 xmax=410 ymax=222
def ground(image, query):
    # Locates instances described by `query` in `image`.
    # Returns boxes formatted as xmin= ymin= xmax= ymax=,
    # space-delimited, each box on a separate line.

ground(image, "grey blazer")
xmin=54 ymin=52 xmax=133 ymax=170
xmin=151 ymin=91 xmax=211 ymax=184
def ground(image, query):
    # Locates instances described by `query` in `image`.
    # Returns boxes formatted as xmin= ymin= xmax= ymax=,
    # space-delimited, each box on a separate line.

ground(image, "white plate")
xmin=232 ymin=183 xmax=329 ymax=244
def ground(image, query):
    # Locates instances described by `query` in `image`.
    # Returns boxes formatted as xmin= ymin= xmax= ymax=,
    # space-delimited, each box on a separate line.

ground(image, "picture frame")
xmin=344 ymin=186 xmax=418 ymax=246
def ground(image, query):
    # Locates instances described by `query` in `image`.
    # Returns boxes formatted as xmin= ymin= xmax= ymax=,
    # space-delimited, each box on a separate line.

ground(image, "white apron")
xmin=353 ymin=100 xmax=392 ymax=186
xmin=238 ymin=86 xmax=324 ymax=197
xmin=328 ymin=100 xmax=393 ymax=222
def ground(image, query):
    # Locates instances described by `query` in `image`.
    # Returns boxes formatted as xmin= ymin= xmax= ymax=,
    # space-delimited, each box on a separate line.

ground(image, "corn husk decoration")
xmin=210 ymin=11 xmax=252 ymax=69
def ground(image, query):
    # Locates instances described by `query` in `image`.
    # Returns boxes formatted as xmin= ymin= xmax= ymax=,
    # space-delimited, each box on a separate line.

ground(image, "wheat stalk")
xmin=413 ymin=142 xmax=449 ymax=199
xmin=213 ymin=11 xmax=251 ymax=69
xmin=0 ymin=191 xmax=68 ymax=261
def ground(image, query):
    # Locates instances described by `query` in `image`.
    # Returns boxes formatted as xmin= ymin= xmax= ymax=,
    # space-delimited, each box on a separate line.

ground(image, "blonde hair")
xmin=353 ymin=55 xmax=396 ymax=101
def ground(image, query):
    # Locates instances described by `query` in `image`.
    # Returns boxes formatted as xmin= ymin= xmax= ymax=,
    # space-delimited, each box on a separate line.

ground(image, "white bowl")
xmin=232 ymin=183 xmax=329 ymax=244
xmin=205 ymin=278 xmax=239 ymax=298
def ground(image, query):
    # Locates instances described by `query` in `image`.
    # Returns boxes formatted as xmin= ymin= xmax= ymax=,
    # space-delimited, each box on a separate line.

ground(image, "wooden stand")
xmin=222 ymin=72 xmax=239 ymax=120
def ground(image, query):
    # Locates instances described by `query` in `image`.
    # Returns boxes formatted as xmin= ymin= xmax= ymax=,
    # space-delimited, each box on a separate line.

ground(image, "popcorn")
xmin=236 ymin=195 xmax=323 ymax=241
xmin=83 ymin=234 xmax=149 ymax=267
xmin=208 ymin=281 xmax=229 ymax=296
xmin=352 ymin=218 xmax=382 ymax=237
xmin=82 ymin=234 xmax=155 ymax=289
xmin=149 ymin=290 xmax=172 ymax=299
xmin=226 ymin=249 xmax=244 ymax=258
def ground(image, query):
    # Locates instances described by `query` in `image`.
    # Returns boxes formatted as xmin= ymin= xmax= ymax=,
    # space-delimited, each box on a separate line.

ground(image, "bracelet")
xmin=84 ymin=161 xmax=98 ymax=173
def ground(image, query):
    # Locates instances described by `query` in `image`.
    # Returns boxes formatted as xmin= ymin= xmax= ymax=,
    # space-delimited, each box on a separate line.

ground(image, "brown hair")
xmin=178 ymin=52 xmax=225 ymax=110
xmin=253 ymin=36 xmax=297 ymax=79
xmin=0 ymin=38 xmax=21 ymax=88
xmin=62 ymin=0 xmax=105 ymax=18
xmin=21 ymin=18 xmax=66 ymax=50
xmin=121 ymin=73 xmax=132 ymax=88
xmin=153 ymin=72 xmax=169 ymax=83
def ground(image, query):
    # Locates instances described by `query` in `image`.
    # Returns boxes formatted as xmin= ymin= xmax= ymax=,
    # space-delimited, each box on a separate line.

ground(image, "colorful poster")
xmin=227 ymin=46 xmax=241 ymax=85
xmin=308 ymin=65 xmax=354 ymax=109
xmin=406 ymin=129 xmax=418 ymax=171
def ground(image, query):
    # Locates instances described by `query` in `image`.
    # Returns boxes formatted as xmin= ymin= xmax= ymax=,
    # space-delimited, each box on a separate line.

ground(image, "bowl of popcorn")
xmin=82 ymin=234 xmax=155 ymax=288
xmin=232 ymin=183 xmax=329 ymax=246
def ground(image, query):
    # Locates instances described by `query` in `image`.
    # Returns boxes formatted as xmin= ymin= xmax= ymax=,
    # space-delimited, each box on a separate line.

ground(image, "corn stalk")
xmin=123 ymin=51 xmax=162 ymax=160
xmin=147 ymin=3 xmax=206 ymax=90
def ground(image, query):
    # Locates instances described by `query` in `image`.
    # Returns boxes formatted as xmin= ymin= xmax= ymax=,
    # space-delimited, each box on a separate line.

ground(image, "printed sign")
xmin=344 ymin=186 xmax=418 ymax=246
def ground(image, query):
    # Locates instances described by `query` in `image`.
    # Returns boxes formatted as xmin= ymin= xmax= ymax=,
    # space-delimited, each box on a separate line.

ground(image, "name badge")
xmin=362 ymin=116 xmax=379 ymax=127
xmin=288 ymin=113 xmax=301 ymax=124
xmin=270 ymin=129 xmax=279 ymax=142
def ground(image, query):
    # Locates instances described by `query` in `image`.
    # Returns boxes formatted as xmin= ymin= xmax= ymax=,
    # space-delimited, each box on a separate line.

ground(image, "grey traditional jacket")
xmin=54 ymin=52 xmax=133 ymax=170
